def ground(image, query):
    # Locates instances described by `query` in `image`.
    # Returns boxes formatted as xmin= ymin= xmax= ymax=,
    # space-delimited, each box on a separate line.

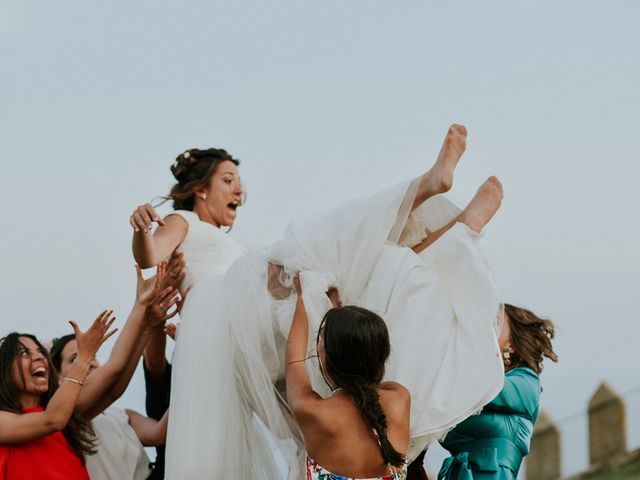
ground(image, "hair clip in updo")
xmin=183 ymin=151 xmax=190 ymax=159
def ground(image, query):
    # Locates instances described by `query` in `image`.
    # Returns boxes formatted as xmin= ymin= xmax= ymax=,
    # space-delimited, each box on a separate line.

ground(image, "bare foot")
xmin=459 ymin=176 xmax=503 ymax=233
xmin=424 ymin=124 xmax=467 ymax=195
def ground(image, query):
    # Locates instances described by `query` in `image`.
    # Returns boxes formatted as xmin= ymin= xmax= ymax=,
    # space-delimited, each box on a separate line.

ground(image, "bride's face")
xmin=199 ymin=160 xmax=243 ymax=228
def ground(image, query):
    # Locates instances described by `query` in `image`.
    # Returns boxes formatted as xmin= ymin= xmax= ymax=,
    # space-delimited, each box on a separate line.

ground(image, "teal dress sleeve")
xmin=438 ymin=368 xmax=541 ymax=480
xmin=486 ymin=368 xmax=541 ymax=420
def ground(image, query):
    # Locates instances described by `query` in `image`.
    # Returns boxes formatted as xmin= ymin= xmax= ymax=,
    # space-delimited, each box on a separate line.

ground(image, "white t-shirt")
xmin=87 ymin=406 xmax=150 ymax=480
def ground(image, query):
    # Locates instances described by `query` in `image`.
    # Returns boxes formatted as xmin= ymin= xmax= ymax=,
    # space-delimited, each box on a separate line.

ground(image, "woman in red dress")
xmin=0 ymin=314 xmax=116 ymax=480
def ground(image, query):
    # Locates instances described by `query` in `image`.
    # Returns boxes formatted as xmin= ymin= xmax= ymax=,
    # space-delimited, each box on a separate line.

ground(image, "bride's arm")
xmin=130 ymin=203 xmax=187 ymax=268
xmin=285 ymin=277 xmax=322 ymax=421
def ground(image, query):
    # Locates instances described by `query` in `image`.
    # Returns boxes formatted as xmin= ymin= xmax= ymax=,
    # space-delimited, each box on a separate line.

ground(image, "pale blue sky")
xmin=2 ymin=1 xmax=639 ymax=476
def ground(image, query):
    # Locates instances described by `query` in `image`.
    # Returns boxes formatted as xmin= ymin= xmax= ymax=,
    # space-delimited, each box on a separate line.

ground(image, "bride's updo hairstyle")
xmin=169 ymin=148 xmax=240 ymax=211
xmin=317 ymin=306 xmax=405 ymax=468
xmin=0 ymin=333 xmax=96 ymax=462
xmin=504 ymin=304 xmax=558 ymax=374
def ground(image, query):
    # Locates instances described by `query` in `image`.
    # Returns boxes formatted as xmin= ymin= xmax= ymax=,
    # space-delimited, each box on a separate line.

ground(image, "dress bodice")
xmin=168 ymin=210 xmax=244 ymax=289
xmin=439 ymin=368 xmax=541 ymax=479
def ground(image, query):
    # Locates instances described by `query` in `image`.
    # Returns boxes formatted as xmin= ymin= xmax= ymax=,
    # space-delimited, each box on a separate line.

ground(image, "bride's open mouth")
xmin=227 ymin=201 xmax=240 ymax=218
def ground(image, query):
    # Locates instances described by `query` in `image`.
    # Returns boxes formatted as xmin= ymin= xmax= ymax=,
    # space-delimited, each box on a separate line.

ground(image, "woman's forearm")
xmin=143 ymin=328 xmax=168 ymax=385
xmin=76 ymin=304 xmax=147 ymax=417
xmin=126 ymin=409 xmax=168 ymax=446
xmin=286 ymin=296 xmax=310 ymax=368
xmin=132 ymin=231 xmax=161 ymax=268
xmin=0 ymin=358 xmax=92 ymax=443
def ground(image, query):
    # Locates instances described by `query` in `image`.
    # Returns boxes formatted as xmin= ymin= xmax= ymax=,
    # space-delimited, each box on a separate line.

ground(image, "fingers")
xmin=101 ymin=326 xmax=118 ymax=345
xmin=155 ymin=262 xmax=167 ymax=290
xmin=131 ymin=204 xmax=164 ymax=233
xmin=69 ymin=320 xmax=81 ymax=336
xmin=144 ymin=204 xmax=165 ymax=227
xmin=153 ymin=286 xmax=176 ymax=306
xmin=167 ymin=251 xmax=185 ymax=278
xmin=165 ymin=323 xmax=176 ymax=341
xmin=135 ymin=264 xmax=143 ymax=283
xmin=177 ymin=286 xmax=192 ymax=313
xmin=92 ymin=310 xmax=111 ymax=326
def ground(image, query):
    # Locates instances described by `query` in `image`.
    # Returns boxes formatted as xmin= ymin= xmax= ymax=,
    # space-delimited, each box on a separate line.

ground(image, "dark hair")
xmin=318 ymin=306 xmax=405 ymax=468
xmin=504 ymin=304 xmax=558 ymax=374
xmin=168 ymin=148 xmax=240 ymax=211
xmin=0 ymin=333 xmax=96 ymax=461
xmin=49 ymin=334 xmax=76 ymax=372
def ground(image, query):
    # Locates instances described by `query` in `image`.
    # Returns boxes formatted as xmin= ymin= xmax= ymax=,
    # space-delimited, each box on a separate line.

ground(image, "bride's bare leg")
xmin=412 ymin=176 xmax=503 ymax=254
xmin=411 ymin=124 xmax=467 ymax=211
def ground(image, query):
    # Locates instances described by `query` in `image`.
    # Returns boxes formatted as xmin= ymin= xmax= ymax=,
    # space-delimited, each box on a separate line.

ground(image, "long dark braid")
xmin=319 ymin=306 xmax=405 ymax=467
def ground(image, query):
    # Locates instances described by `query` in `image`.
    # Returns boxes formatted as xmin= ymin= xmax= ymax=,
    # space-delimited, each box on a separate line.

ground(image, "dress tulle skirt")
xmin=165 ymin=179 xmax=504 ymax=479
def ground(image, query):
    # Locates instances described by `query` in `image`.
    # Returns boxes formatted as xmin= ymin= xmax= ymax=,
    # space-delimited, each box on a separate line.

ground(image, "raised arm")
xmin=130 ymin=204 xmax=187 ymax=268
xmin=285 ymin=276 xmax=322 ymax=419
xmin=126 ymin=409 xmax=169 ymax=446
xmin=76 ymin=262 xmax=181 ymax=419
xmin=0 ymin=317 xmax=116 ymax=444
xmin=143 ymin=252 xmax=187 ymax=385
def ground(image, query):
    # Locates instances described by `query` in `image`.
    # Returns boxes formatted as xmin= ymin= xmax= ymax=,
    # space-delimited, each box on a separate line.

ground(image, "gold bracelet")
xmin=63 ymin=376 xmax=85 ymax=386
xmin=287 ymin=359 xmax=307 ymax=365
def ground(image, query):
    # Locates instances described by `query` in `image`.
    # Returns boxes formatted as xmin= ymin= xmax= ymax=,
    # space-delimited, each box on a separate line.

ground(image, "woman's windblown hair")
xmin=318 ymin=306 xmax=405 ymax=468
xmin=504 ymin=304 xmax=558 ymax=374
xmin=168 ymin=148 xmax=240 ymax=211
xmin=0 ymin=333 xmax=96 ymax=462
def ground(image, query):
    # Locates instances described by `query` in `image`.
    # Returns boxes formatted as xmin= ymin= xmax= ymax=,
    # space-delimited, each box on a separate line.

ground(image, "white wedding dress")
xmin=164 ymin=178 xmax=504 ymax=480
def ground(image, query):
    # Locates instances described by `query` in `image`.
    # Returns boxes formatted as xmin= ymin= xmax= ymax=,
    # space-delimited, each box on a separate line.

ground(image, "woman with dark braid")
xmin=286 ymin=276 xmax=409 ymax=479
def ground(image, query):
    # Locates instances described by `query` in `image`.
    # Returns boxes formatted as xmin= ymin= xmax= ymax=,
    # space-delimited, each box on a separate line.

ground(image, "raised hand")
xmin=130 ymin=203 xmax=166 ymax=234
xmin=145 ymin=287 xmax=181 ymax=332
xmin=164 ymin=323 xmax=177 ymax=341
xmin=70 ymin=310 xmax=118 ymax=363
xmin=158 ymin=250 xmax=186 ymax=292
xmin=135 ymin=263 xmax=166 ymax=307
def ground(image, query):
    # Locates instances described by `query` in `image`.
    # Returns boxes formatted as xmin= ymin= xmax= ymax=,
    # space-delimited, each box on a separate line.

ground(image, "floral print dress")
xmin=306 ymin=455 xmax=407 ymax=480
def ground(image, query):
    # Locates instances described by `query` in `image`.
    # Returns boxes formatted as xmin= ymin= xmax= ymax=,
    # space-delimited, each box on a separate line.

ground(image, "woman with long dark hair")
xmin=0 ymin=316 xmax=115 ymax=479
xmin=286 ymin=276 xmax=409 ymax=479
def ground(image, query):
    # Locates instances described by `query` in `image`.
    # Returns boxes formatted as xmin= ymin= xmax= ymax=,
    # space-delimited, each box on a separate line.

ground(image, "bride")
xmin=130 ymin=126 xmax=504 ymax=479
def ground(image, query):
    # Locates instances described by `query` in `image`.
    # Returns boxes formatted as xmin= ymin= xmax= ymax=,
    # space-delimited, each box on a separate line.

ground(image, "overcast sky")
xmin=1 ymin=1 xmax=639 ymax=476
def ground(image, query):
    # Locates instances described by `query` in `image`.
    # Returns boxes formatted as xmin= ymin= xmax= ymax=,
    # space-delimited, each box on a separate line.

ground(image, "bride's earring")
xmin=200 ymin=194 xmax=207 ymax=201
xmin=502 ymin=345 xmax=512 ymax=368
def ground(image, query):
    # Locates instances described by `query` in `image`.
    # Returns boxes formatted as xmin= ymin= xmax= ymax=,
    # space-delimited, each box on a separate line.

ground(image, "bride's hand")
xmin=130 ymin=203 xmax=166 ymax=234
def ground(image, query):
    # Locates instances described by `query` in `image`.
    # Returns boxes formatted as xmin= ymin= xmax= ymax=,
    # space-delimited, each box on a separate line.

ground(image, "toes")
xmin=449 ymin=124 xmax=467 ymax=137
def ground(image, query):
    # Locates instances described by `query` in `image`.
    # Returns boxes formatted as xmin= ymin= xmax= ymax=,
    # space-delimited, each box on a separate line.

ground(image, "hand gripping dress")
xmin=164 ymin=178 xmax=504 ymax=479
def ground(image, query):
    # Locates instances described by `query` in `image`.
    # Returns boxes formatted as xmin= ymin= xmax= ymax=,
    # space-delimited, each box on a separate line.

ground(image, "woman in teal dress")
xmin=408 ymin=303 xmax=557 ymax=480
